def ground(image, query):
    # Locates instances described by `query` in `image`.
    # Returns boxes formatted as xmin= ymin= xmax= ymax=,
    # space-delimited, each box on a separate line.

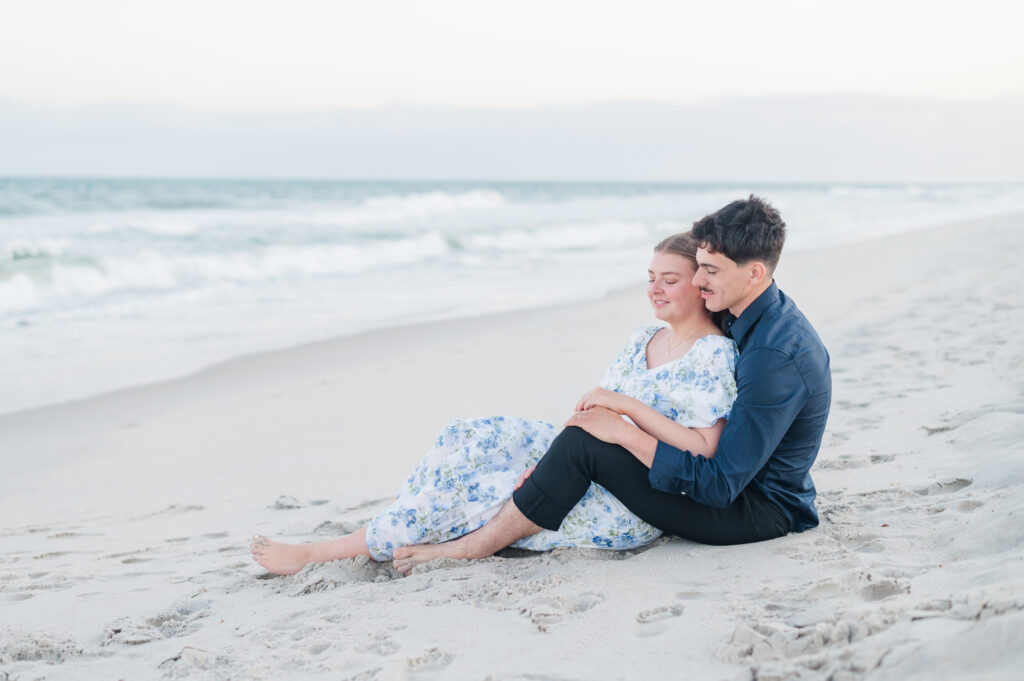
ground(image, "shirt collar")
xmin=725 ymin=281 xmax=779 ymax=346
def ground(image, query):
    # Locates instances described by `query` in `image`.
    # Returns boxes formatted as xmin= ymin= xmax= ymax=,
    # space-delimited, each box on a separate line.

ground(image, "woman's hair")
xmin=654 ymin=231 xmax=699 ymax=263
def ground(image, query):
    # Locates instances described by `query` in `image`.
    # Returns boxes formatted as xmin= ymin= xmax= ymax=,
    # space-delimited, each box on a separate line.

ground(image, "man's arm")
xmin=647 ymin=347 xmax=808 ymax=508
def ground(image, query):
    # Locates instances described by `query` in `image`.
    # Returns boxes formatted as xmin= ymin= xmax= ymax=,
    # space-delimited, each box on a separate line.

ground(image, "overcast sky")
xmin=1 ymin=1 xmax=1022 ymax=180
xmin=3 ymin=0 xmax=1022 ymax=108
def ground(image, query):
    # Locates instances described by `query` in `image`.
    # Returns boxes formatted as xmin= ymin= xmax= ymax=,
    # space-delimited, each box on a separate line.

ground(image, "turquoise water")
xmin=2 ymin=178 xmax=1022 ymax=413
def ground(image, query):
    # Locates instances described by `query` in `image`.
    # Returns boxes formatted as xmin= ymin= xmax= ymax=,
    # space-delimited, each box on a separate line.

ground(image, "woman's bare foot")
xmin=250 ymin=535 xmax=314 ymax=575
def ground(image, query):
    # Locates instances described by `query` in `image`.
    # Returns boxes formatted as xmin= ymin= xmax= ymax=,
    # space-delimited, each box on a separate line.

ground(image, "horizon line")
xmin=2 ymin=175 xmax=1023 ymax=185
xmin=3 ymin=91 xmax=1024 ymax=113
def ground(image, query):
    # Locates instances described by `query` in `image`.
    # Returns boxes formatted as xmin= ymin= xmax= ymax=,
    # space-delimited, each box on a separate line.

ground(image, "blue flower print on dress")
xmin=364 ymin=326 xmax=738 ymax=560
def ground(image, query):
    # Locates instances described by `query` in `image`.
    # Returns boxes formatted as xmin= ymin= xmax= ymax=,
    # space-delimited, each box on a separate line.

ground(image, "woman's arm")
xmin=565 ymin=407 xmax=658 ymax=467
xmin=575 ymin=387 xmax=725 ymax=458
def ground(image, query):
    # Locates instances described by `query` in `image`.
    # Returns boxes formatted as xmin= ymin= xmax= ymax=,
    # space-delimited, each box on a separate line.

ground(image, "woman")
xmin=251 ymin=231 xmax=737 ymax=575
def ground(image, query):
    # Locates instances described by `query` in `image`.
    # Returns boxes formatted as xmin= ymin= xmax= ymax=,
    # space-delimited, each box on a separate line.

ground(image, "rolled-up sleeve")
xmin=648 ymin=347 xmax=809 ymax=507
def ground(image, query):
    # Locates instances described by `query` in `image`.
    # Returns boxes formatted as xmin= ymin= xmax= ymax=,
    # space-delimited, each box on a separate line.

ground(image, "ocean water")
xmin=2 ymin=178 xmax=1023 ymax=415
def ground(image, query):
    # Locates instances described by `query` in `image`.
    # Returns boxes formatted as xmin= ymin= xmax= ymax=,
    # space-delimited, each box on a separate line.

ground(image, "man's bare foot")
xmin=250 ymin=534 xmax=314 ymax=575
xmin=392 ymin=542 xmax=475 ymax=576
xmin=391 ymin=500 xmax=543 ymax=576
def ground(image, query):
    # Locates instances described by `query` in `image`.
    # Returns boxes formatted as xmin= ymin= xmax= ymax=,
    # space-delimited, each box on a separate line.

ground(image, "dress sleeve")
xmin=599 ymin=326 xmax=652 ymax=391
xmin=664 ymin=335 xmax=738 ymax=428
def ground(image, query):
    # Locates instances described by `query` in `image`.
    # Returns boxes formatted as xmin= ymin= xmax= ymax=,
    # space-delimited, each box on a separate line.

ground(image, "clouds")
xmin=2 ymin=95 xmax=1021 ymax=181
xmin=1 ymin=1 xmax=1022 ymax=109
xmin=2 ymin=2 xmax=1020 ymax=180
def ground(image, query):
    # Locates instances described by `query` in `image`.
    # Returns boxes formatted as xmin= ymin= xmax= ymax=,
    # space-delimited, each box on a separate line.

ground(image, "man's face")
xmin=692 ymin=248 xmax=757 ymax=314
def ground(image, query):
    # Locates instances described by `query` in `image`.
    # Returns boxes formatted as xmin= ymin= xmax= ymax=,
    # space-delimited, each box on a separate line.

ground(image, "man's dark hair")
xmin=691 ymin=195 xmax=786 ymax=271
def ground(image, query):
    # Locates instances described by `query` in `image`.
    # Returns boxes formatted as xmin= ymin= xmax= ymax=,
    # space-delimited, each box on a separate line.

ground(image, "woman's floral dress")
xmin=365 ymin=326 xmax=738 ymax=560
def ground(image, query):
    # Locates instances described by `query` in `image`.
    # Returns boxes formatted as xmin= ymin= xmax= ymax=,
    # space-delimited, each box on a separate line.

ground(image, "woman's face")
xmin=647 ymin=252 xmax=703 ymax=323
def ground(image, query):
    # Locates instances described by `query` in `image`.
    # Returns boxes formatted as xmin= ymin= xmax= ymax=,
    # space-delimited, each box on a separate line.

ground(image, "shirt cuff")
xmin=648 ymin=441 xmax=693 ymax=495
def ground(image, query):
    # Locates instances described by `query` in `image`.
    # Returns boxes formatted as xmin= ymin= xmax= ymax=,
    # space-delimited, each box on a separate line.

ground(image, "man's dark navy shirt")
xmin=648 ymin=282 xmax=831 ymax=532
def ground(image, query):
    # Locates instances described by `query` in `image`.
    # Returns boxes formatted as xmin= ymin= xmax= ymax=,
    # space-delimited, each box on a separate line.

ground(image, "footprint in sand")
xmin=0 ymin=633 xmax=85 ymax=663
xmin=360 ymin=631 xmax=400 ymax=657
xmin=102 ymin=600 xmax=211 ymax=646
xmin=518 ymin=592 xmax=604 ymax=632
xmin=860 ymin=578 xmax=908 ymax=601
xmin=915 ymin=478 xmax=972 ymax=496
xmin=271 ymin=495 xmax=303 ymax=509
xmin=846 ymin=534 xmax=886 ymax=554
xmin=818 ymin=455 xmax=866 ymax=470
xmin=400 ymin=648 xmax=454 ymax=680
xmin=315 ymin=520 xmax=362 ymax=536
xmin=634 ymin=604 xmax=684 ymax=637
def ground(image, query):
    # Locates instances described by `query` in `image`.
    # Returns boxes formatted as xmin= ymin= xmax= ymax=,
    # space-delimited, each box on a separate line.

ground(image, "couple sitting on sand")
xmin=251 ymin=195 xmax=832 ymax=576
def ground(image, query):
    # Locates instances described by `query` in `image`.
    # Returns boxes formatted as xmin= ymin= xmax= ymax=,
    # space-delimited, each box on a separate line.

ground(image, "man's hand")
xmin=566 ymin=405 xmax=634 ymax=446
xmin=514 ymin=464 xmax=536 ymax=490
xmin=574 ymin=387 xmax=630 ymax=414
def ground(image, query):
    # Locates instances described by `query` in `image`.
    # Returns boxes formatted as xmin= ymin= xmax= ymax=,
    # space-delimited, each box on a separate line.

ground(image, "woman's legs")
xmin=250 ymin=527 xmax=372 ymax=575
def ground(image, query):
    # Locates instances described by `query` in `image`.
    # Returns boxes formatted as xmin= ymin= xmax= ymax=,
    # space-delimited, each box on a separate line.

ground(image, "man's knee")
xmin=531 ymin=426 xmax=594 ymax=480
xmin=545 ymin=426 xmax=596 ymax=463
xmin=542 ymin=426 xmax=633 ymax=479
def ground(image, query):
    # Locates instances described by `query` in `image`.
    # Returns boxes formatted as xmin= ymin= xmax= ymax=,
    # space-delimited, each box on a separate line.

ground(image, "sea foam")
xmin=2 ymin=178 xmax=1022 ymax=413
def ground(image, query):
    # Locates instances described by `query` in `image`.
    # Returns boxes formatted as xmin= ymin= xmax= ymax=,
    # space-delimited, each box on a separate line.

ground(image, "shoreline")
xmin=6 ymin=209 xmax=1022 ymax=420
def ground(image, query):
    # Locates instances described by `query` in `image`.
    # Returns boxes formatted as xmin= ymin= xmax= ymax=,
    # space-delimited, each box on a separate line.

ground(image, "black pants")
xmin=512 ymin=426 xmax=789 ymax=546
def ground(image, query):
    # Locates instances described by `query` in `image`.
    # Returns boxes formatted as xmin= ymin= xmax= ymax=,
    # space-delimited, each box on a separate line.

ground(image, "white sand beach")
xmin=2 ymin=213 xmax=1023 ymax=680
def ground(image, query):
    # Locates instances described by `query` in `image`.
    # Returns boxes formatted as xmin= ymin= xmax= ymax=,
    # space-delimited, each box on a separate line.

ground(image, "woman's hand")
xmin=574 ymin=387 xmax=630 ymax=414
xmin=566 ymin=406 xmax=634 ymax=446
xmin=514 ymin=464 xmax=536 ymax=490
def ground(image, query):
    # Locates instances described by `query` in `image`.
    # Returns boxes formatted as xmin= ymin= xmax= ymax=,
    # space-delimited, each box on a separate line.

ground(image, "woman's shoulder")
xmin=697 ymin=332 xmax=736 ymax=349
xmin=628 ymin=325 xmax=665 ymax=342
xmin=610 ymin=326 xmax=664 ymax=364
xmin=615 ymin=325 xmax=661 ymax=349
xmin=694 ymin=333 xmax=739 ymax=363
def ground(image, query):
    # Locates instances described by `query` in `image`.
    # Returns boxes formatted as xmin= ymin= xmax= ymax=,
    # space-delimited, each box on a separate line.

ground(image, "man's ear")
xmin=749 ymin=261 xmax=767 ymax=285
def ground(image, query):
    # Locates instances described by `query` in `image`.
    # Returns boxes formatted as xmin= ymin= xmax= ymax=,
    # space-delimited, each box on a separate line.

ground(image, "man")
xmin=393 ymin=196 xmax=831 ymax=573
